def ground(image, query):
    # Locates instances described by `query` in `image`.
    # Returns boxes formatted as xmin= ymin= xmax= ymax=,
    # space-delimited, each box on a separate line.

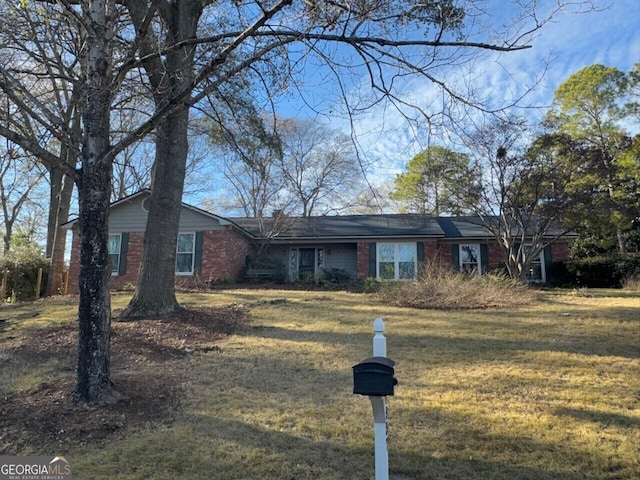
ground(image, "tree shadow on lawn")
xmin=0 ymin=304 xmax=250 ymax=455
xmin=396 ymin=404 xmax=629 ymax=480
xmin=184 ymin=413 xmax=602 ymax=480
xmin=554 ymin=406 xmax=640 ymax=430
xmin=244 ymin=324 xmax=640 ymax=361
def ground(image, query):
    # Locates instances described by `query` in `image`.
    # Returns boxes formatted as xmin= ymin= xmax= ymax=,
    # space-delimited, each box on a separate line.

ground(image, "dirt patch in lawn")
xmin=0 ymin=304 xmax=250 ymax=454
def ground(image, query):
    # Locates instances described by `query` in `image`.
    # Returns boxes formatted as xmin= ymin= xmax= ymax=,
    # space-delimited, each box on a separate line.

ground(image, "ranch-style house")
xmin=63 ymin=190 xmax=576 ymax=293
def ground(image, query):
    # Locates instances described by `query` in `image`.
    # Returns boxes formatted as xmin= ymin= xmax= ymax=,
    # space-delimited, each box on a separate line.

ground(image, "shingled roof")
xmin=229 ymin=214 xmax=445 ymax=240
xmin=231 ymin=214 xmax=577 ymax=241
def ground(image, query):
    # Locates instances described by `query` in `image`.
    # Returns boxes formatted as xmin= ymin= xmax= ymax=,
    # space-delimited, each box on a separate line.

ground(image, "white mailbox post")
xmin=353 ymin=317 xmax=397 ymax=480
xmin=371 ymin=317 xmax=389 ymax=480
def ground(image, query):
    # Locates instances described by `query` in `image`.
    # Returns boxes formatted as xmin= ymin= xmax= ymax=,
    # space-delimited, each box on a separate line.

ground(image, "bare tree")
xmin=461 ymin=117 xmax=587 ymax=281
xmin=277 ymin=118 xmax=363 ymax=216
xmin=0 ymin=145 xmax=45 ymax=253
xmin=0 ymin=2 xmax=83 ymax=295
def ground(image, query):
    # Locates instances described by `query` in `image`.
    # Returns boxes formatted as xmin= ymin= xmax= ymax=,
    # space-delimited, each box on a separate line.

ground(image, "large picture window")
xmin=108 ymin=234 xmax=121 ymax=274
xmin=176 ymin=233 xmax=195 ymax=274
xmin=377 ymin=243 xmax=416 ymax=280
xmin=459 ymin=244 xmax=480 ymax=275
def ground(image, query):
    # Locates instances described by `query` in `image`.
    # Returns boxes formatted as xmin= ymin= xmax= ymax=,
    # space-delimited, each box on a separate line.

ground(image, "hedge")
xmin=549 ymin=254 xmax=640 ymax=288
xmin=0 ymin=246 xmax=49 ymax=301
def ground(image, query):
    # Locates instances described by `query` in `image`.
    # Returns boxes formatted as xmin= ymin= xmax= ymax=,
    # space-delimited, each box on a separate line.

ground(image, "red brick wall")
xmin=356 ymin=242 xmax=370 ymax=280
xmin=436 ymin=242 xmax=453 ymax=267
xmin=199 ymin=229 xmax=255 ymax=283
xmin=551 ymin=242 xmax=571 ymax=262
xmin=110 ymin=232 xmax=144 ymax=290
xmin=423 ymin=241 xmax=438 ymax=263
xmin=66 ymin=227 xmax=255 ymax=294
xmin=487 ymin=243 xmax=504 ymax=270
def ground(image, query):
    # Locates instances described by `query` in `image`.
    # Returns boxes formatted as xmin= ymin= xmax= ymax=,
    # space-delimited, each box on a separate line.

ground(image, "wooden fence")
xmin=0 ymin=269 xmax=70 ymax=301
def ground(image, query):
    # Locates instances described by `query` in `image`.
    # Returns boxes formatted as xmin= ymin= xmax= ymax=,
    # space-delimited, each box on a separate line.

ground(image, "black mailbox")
xmin=353 ymin=356 xmax=398 ymax=396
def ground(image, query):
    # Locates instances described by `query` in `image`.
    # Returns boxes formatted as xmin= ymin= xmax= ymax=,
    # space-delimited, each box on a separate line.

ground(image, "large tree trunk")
xmin=120 ymin=0 xmax=202 ymax=319
xmin=120 ymin=110 xmax=189 ymax=318
xmin=45 ymin=171 xmax=74 ymax=296
xmin=74 ymin=0 xmax=117 ymax=406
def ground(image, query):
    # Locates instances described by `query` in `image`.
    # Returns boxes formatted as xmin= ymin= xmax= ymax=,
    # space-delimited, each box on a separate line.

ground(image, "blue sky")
xmin=271 ymin=0 xmax=640 ymax=184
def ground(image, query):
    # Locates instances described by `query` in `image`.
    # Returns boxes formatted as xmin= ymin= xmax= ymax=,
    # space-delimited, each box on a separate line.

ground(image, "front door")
xmin=299 ymin=248 xmax=315 ymax=279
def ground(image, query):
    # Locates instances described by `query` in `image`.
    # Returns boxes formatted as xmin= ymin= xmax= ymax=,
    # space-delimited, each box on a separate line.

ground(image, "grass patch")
xmin=1 ymin=289 xmax=639 ymax=479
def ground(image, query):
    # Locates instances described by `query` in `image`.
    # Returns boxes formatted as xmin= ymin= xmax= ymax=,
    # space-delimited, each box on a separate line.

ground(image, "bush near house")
xmin=378 ymin=260 xmax=539 ymax=309
xmin=242 ymin=255 xmax=287 ymax=283
xmin=550 ymin=254 xmax=640 ymax=288
xmin=0 ymin=245 xmax=49 ymax=301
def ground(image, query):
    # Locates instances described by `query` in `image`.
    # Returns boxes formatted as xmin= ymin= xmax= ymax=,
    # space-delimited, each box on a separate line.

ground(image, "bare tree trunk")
xmin=120 ymin=0 xmax=201 ymax=319
xmin=46 ymin=168 xmax=63 ymax=257
xmin=74 ymin=0 xmax=117 ymax=406
xmin=2 ymin=224 xmax=11 ymax=254
xmin=616 ymin=227 xmax=627 ymax=255
xmin=120 ymin=110 xmax=188 ymax=317
xmin=45 ymin=171 xmax=74 ymax=296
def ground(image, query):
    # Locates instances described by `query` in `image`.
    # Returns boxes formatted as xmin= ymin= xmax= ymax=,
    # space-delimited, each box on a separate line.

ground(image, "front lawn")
xmin=1 ymin=289 xmax=638 ymax=479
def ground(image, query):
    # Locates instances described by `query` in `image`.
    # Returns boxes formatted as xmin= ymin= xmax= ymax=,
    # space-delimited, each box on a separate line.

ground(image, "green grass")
xmin=2 ymin=289 xmax=639 ymax=479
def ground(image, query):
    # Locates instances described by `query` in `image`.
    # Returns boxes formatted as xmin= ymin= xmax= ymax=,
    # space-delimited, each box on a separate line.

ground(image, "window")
xmin=459 ymin=244 xmax=480 ymax=275
xmin=523 ymin=246 xmax=545 ymax=283
xmin=108 ymin=234 xmax=121 ymax=274
xmin=377 ymin=243 xmax=416 ymax=280
xmin=176 ymin=233 xmax=195 ymax=274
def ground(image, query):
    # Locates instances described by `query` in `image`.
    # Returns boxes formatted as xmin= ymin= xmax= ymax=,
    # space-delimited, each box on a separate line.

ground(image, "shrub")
xmin=321 ymin=268 xmax=353 ymax=285
xmin=557 ymin=254 xmax=640 ymax=288
xmin=245 ymin=255 xmax=287 ymax=283
xmin=0 ymin=245 xmax=49 ymax=301
xmin=378 ymin=259 xmax=538 ymax=309
xmin=622 ymin=275 xmax=640 ymax=292
xmin=362 ymin=277 xmax=381 ymax=293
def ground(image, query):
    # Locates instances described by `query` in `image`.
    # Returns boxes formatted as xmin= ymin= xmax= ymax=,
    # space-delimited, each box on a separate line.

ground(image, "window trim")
xmin=523 ymin=246 xmax=546 ymax=283
xmin=459 ymin=244 xmax=481 ymax=276
xmin=108 ymin=233 xmax=121 ymax=276
xmin=376 ymin=242 xmax=417 ymax=281
xmin=176 ymin=232 xmax=196 ymax=275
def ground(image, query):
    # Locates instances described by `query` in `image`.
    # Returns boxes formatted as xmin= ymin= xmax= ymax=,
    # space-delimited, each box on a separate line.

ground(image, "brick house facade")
xmin=63 ymin=191 xmax=576 ymax=291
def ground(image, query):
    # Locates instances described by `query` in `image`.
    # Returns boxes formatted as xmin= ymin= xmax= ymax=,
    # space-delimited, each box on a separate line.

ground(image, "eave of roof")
xmin=61 ymin=192 xmax=579 ymax=241
xmin=228 ymin=214 xmax=446 ymax=240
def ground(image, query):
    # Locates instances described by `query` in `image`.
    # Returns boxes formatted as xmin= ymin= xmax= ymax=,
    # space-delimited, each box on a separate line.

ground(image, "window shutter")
xmin=417 ymin=242 xmax=425 ymax=263
xmin=118 ymin=233 xmax=129 ymax=275
xmin=480 ymin=244 xmax=489 ymax=274
xmin=194 ymin=232 xmax=204 ymax=274
xmin=368 ymin=242 xmax=376 ymax=277
xmin=451 ymin=244 xmax=460 ymax=271
xmin=544 ymin=245 xmax=553 ymax=281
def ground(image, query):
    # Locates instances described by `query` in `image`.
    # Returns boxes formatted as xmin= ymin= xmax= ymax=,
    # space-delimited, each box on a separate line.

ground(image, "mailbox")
xmin=353 ymin=356 xmax=398 ymax=396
